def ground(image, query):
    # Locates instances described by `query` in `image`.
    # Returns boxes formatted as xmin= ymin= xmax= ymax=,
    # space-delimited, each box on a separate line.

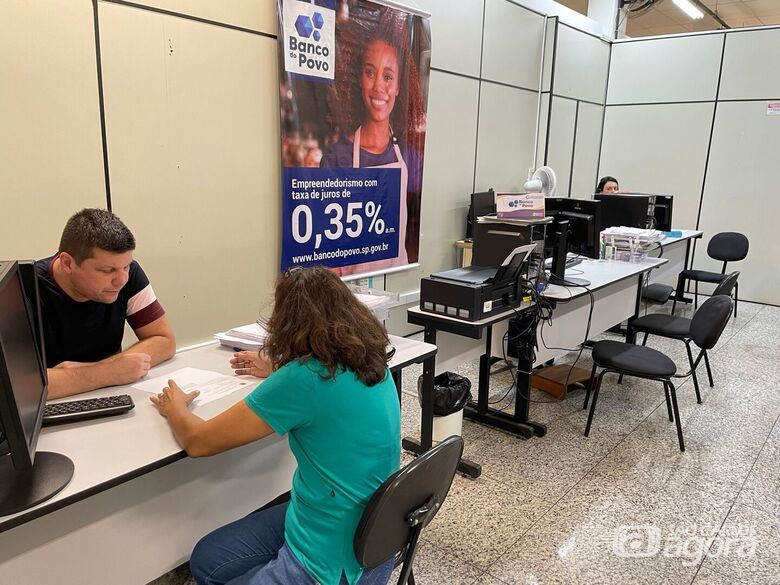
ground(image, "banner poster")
xmin=277 ymin=0 xmax=431 ymax=275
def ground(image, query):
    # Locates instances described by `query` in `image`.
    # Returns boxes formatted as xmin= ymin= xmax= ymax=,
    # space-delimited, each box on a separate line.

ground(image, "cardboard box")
xmin=496 ymin=192 xmax=546 ymax=219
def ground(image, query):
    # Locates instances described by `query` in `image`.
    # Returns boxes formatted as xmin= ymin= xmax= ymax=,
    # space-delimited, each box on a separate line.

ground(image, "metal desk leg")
xmin=675 ymin=238 xmax=695 ymax=304
xmin=513 ymin=347 xmax=547 ymax=437
xmin=462 ymin=321 xmax=544 ymax=438
xmin=392 ymin=369 xmax=402 ymax=405
xmin=401 ymin=326 xmax=482 ymax=478
xmin=477 ymin=326 xmax=492 ymax=414
xmin=626 ymin=274 xmax=644 ymax=343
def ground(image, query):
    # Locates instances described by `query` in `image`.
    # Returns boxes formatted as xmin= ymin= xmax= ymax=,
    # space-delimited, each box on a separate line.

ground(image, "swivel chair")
xmin=354 ymin=435 xmax=463 ymax=585
xmin=583 ymin=296 xmax=733 ymax=451
xmin=624 ymin=272 xmax=739 ymax=401
xmin=672 ymin=232 xmax=748 ymax=317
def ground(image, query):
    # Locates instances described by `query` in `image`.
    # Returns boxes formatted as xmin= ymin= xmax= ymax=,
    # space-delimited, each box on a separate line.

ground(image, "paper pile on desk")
xmin=600 ymin=226 xmax=665 ymax=261
xmin=214 ymin=322 xmax=267 ymax=351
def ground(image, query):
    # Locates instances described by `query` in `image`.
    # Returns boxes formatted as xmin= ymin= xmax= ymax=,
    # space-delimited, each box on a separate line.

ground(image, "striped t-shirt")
xmin=35 ymin=254 xmax=165 ymax=368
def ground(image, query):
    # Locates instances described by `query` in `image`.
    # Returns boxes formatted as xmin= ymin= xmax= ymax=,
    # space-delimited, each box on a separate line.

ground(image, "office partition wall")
xmin=602 ymin=27 xmax=780 ymax=305
xmin=541 ymin=22 xmax=610 ymax=198
xmin=0 ymin=0 xmax=107 ymax=261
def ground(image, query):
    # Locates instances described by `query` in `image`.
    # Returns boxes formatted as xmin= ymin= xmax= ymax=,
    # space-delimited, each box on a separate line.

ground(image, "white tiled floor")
xmin=151 ymin=300 xmax=780 ymax=585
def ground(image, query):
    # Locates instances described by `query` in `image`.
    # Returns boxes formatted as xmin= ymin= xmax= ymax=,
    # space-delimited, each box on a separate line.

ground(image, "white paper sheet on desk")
xmin=133 ymin=367 xmax=256 ymax=407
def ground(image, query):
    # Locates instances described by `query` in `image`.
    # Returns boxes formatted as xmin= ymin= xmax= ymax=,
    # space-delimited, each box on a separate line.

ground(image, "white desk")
xmin=646 ymin=229 xmax=702 ymax=289
xmin=0 ymin=335 xmax=435 ymax=585
xmin=533 ymin=258 xmax=668 ymax=364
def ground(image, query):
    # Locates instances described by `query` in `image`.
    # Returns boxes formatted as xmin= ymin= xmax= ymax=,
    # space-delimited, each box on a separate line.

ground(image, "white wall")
xmin=599 ymin=103 xmax=714 ymax=229
xmin=0 ymin=0 xmax=107 ymax=261
xmin=602 ymin=27 xmax=780 ymax=305
xmin=607 ymin=34 xmax=723 ymax=104
xmin=542 ymin=22 xmax=609 ymax=197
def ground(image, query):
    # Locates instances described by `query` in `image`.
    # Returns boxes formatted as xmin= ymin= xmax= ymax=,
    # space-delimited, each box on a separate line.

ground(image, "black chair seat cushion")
xmin=642 ymin=283 xmax=674 ymax=303
xmin=631 ymin=313 xmax=691 ymax=339
xmin=680 ymin=269 xmax=726 ymax=283
xmin=593 ymin=340 xmax=677 ymax=378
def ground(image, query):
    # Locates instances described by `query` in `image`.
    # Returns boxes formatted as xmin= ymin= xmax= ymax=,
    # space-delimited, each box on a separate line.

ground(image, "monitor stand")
xmin=0 ymin=452 xmax=74 ymax=517
xmin=552 ymin=276 xmax=591 ymax=287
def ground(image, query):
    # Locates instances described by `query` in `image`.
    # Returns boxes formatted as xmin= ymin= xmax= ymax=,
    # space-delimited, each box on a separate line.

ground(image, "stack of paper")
xmin=353 ymin=291 xmax=396 ymax=321
xmin=214 ymin=322 xmax=267 ymax=351
xmin=600 ymin=226 xmax=665 ymax=262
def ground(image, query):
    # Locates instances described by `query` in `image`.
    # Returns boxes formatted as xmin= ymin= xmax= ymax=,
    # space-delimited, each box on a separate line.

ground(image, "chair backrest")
xmin=354 ymin=435 xmax=464 ymax=569
xmin=707 ymin=232 xmax=749 ymax=263
xmin=712 ymin=271 xmax=740 ymax=298
xmin=690 ymin=295 xmax=733 ymax=350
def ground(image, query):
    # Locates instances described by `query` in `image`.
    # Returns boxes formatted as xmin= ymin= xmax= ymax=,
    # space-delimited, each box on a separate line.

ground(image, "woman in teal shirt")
xmin=151 ymin=267 xmax=400 ymax=585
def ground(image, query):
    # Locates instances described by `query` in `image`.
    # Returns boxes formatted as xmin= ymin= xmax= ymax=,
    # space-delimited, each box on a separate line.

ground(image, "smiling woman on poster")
xmin=320 ymin=9 xmax=426 ymax=273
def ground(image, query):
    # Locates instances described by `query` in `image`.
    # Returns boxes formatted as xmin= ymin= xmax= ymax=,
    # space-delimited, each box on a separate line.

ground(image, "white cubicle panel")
xmin=415 ymin=0 xmax=484 ymax=78
xmin=542 ymin=17 xmax=556 ymax=93
xmin=536 ymin=93 xmax=550 ymax=169
xmin=0 ymin=0 xmax=107 ymax=260
xmin=553 ymin=24 xmax=610 ymax=105
xmin=599 ymin=102 xmax=714 ymax=230
xmin=118 ymin=0 xmax=277 ymax=34
xmin=474 ymin=82 xmax=540 ymax=192
xmin=719 ymin=28 xmax=780 ymax=101
xmin=607 ymin=34 xmax=723 ymax=105
xmin=697 ymin=101 xmax=780 ymax=305
xmin=570 ymin=101 xmax=604 ymax=197
xmin=99 ymin=3 xmax=281 ymax=346
xmin=544 ymin=96 xmax=577 ymax=197
xmin=481 ymin=0 xmax=545 ymax=90
xmin=385 ymin=70 xmax=481 ymax=336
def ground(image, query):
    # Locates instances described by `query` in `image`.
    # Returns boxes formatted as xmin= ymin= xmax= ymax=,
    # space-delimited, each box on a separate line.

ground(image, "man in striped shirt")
xmin=36 ymin=209 xmax=176 ymax=398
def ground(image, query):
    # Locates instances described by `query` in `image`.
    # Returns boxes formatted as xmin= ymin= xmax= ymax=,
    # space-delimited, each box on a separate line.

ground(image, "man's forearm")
xmin=47 ymin=361 xmax=121 ymax=399
xmin=125 ymin=335 xmax=176 ymax=366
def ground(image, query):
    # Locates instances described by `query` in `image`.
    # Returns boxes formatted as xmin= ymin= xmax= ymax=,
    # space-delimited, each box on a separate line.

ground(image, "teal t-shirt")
xmin=244 ymin=358 xmax=401 ymax=585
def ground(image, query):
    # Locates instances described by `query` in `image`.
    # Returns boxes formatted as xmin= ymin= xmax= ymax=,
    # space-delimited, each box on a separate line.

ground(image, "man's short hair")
xmin=58 ymin=208 xmax=136 ymax=263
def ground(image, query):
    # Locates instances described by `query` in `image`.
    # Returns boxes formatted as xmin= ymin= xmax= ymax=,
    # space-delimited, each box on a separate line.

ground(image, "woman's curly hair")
xmin=262 ymin=266 xmax=391 ymax=386
xmin=328 ymin=5 xmax=426 ymax=146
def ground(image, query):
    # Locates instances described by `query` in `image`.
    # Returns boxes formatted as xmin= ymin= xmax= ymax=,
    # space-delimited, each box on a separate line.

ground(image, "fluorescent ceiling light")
xmin=672 ymin=0 xmax=705 ymax=20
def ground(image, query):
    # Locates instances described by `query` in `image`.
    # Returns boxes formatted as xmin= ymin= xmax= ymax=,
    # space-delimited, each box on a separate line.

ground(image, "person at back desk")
xmin=596 ymin=176 xmax=620 ymax=194
xmin=37 ymin=208 xmax=176 ymax=399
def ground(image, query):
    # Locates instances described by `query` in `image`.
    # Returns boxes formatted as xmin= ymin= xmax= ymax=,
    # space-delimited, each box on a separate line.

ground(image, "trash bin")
xmin=417 ymin=372 xmax=472 ymax=443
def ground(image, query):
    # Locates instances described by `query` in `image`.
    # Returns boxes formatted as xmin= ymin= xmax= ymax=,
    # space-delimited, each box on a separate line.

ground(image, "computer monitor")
xmin=651 ymin=194 xmax=674 ymax=231
xmin=594 ymin=193 xmax=651 ymax=230
xmin=0 ymin=260 xmax=73 ymax=517
xmin=547 ymin=220 xmax=590 ymax=287
xmin=465 ymin=189 xmax=495 ymax=239
xmin=545 ymin=197 xmax=602 ymax=258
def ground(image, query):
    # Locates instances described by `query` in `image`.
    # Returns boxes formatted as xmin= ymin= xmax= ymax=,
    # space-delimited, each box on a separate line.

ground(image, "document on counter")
xmin=133 ymin=367 xmax=256 ymax=407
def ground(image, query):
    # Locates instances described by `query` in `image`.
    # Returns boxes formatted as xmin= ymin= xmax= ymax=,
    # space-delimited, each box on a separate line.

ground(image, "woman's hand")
xmin=230 ymin=351 xmax=273 ymax=378
xmin=150 ymin=379 xmax=199 ymax=417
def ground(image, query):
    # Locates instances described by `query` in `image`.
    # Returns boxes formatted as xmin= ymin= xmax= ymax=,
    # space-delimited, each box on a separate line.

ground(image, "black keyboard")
xmin=42 ymin=394 xmax=135 ymax=426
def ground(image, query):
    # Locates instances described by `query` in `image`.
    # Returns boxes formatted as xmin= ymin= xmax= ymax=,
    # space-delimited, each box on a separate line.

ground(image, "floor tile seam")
xmin=482 ymin=413 xmax=651 ymax=561
xmin=425 ymin=540 xmax=493 ymax=583
xmin=697 ymin=413 xmax=780 ymax=573
xmin=706 ymin=305 xmax=764 ymax=357
xmin=723 ymin=413 xmax=780 ymax=508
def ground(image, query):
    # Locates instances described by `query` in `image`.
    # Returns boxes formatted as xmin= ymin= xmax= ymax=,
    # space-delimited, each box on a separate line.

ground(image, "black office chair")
xmin=583 ymin=296 xmax=733 ymax=451
xmin=354 ymin=435 xmax=464 ymax=585
xmin=672 ymin=232 xmax=748 ymax=317
xmin=625 ymin=272 xmax=739 ymax=402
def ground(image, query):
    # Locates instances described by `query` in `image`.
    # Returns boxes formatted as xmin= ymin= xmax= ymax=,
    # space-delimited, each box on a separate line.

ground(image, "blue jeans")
xmin=190 ymin=502 xmax=394 ymax=585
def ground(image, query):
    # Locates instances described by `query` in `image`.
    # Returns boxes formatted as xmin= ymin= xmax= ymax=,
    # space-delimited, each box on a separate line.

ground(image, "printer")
xmin=419 ymin=244 xmax=535 ymax=321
